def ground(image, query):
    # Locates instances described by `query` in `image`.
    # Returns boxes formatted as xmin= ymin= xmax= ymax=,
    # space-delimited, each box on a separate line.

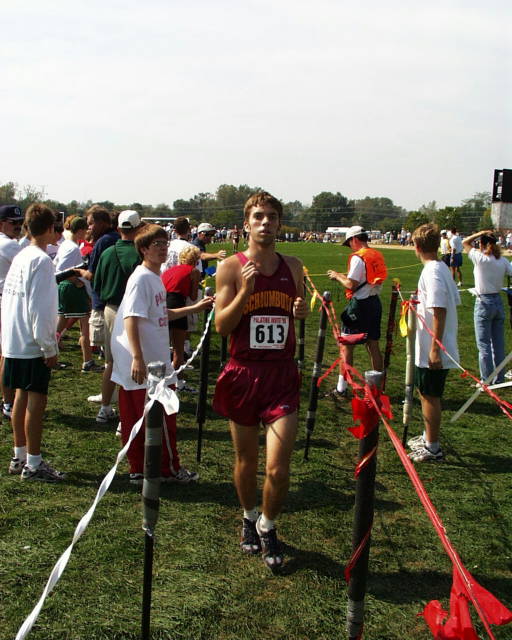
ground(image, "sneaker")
xmin=457 ymin=281 xmax=462 ymax=287
xmin=88 ymin=388 xmax=119 ymax=403
xmin=240 ymin=517 xmax=261 ymax=554
xmin=129 ymin=473 xmax=144 ymax=485
xmin=408 ymin=445 xmax=444 ymax=463
xmin=406 ymin=434 xmax=426 ymax=450
xmin=82 ymin=360 xmax=104 ymax=373
xmin=163 ymin=467 xmax=199 ymax=484
xmin=8 ymin=457 xmax=26 ymax=475
xmin=96 ymin=406 xmax=117 ymax=424
xmin=21 ymin=460 xmax=66 ymax=482
xmin=256 ymin=520 xmax=284 ymax=570
xmin=325 ymin=388 xmax=348 ymax=403
xmin=2 ymin=402 xmax=13 ymax=419
xmin=177 ymin=382 xmax=198 ymax=394
xmin=115 ymin=423 xmax=122 ymax=438
xmin=184 ymin=363 xmax=194 ymax=370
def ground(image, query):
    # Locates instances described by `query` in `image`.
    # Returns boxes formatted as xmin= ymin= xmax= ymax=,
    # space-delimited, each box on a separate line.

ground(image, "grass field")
xmin=1 ymin=241 xmax=511 ymax=640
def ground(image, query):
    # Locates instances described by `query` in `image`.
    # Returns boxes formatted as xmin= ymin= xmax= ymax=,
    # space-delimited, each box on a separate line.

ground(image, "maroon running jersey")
xmin=229 ymin=252 xmax=297 ymax=361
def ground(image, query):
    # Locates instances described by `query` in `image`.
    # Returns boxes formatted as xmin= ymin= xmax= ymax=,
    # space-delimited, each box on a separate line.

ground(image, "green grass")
xmin=1 ymin=241 xmax=511 ymax=640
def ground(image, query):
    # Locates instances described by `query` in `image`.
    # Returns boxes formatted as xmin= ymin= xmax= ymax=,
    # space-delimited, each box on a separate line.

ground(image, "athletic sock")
xmin=101 ymin=404 xmax=112 ymax=413
xmin=257 ymin=513 xmax=275 ymax=533
xmin=337 ymin=375 xmax=347 ymax=393
xmin=425 ymin=440 xmax=440 ymax=453
xmin=27 ymin=453 xmax=42 ymax=469
xmin=243 ymin=508 xmax=259 ymax=522
xmin=14 ymin=446 xmax=27 ymax=460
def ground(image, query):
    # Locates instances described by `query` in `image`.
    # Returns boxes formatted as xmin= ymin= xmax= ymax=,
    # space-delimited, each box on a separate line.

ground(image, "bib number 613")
xmin=250 ymin=315 xmax=289 ymax=350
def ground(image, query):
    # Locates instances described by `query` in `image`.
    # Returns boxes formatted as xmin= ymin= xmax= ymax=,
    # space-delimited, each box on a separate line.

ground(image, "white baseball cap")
xmin=118 ymin=210 xmax=143 ymax=229
xmin=198 ymin=222 xmax=215 ymax=234
xmin=343 ymin=225 xmax=366 ymax=246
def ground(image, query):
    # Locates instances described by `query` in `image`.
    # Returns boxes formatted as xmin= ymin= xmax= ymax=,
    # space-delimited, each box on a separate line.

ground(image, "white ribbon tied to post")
xmin=15 ymin=371 xmax=179 ymax=640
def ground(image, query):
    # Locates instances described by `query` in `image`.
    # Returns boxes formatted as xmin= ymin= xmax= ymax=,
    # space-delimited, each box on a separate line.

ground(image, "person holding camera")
xmin=463 ymin=229 xmax=512 ymax=383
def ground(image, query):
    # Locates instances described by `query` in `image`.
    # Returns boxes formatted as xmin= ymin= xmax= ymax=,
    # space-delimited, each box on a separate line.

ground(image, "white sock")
xmin=243 ymin=508 xmax=259 ymax=522
xmin=337 ymin=375 xmax=347 ymax=393
xmin=14 ymin=446 xmax=27 ymax=460
xmin=27 ymin=453 xmax=42 ymax=469
xmin=257 ymin=513 xmax=275 ymax=532
xmin=184 ymin=340 xmax=191 ymax=353
xmin=426 ymin=440 xmax=440 ymax=453
xmin=101 ymin=404 xmax=112 ymax=412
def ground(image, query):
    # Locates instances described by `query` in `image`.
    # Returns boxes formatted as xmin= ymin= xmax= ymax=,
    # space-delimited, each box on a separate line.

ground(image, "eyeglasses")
xmin=150 ymin=240 xmax=168 ymax=247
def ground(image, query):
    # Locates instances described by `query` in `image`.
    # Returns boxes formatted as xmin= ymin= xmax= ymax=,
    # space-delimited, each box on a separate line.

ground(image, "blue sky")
xmin=1 ymin=0 xmax=510 ymax=210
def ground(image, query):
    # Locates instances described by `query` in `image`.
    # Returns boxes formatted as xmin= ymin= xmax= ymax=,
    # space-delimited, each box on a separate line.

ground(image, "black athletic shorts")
xmin=167 ymin=292 xmax=188 ymax=331
xmin=3 ymin=357 xmax=52 ymax=395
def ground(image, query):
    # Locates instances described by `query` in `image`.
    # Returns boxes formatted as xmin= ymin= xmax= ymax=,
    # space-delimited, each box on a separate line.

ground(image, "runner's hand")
xmin=293 ymin=296 xmax=308 ymax=319
xmin=217 ymin=250 xmax=227 ymax=260
xmin=240 ymin=260 xmax=258 ymax=294
xmin=131 ymin=355 xmax=146 ymax=385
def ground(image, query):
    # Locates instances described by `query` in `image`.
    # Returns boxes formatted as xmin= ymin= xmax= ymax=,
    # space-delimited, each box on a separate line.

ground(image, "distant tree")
xmin=153 ymin=203 xmax=172 ymax=219
xmin=0 ymin=181 xmax=17 ymax=205
xmin=17 ymin=184 xmax=45 ymax=211
xmin=282 ymin=200 xmax=304 ymax=225
xmin=376 ymin=216 xmax=402 ymax=233
xmin=433 ymin=206 xmax=462 ymax=232
xmin=95 ymin=200 xmax=115 ymax=211
xmin=405 ymin=211 xmax=430 ymax=231
xmin=477 ymin=210 xmax=494 ymax=231
xmin=309 ymin=191 xmax=351 ymax=230
xmin=353 ymin=196 xmax=404 ymax=228
xmin=129 ymin=202 xmax=144 ymax=212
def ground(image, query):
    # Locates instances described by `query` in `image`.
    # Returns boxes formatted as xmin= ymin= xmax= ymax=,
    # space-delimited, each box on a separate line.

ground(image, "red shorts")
xmin=213 ymin=358 xmax=300 ymax=426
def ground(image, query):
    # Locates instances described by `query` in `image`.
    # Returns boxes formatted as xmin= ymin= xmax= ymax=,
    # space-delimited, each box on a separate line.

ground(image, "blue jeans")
xmin=474 ymin=294 xmax=506 ymax=383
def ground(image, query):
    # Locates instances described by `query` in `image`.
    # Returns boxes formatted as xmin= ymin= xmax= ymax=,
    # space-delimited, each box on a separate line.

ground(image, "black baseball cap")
xmin=0 ymin=205 xmax=24 ymax=222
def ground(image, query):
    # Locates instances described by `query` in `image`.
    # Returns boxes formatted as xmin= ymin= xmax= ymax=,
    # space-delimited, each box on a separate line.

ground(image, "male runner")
xmin=213 ymin=191 xmax=308 ymax=570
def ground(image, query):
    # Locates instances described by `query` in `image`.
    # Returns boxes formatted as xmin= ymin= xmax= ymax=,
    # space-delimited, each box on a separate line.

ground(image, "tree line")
xmin=0 ymin=181 xmax=492 ymax=233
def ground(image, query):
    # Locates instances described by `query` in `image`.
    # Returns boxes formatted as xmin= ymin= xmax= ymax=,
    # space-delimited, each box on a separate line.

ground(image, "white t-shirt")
xmin=1 ymin=245 xmax=58 ymax=359
xmin=0 ymin=233 xmax=21 ymax=295
xmin=53 ymin=238 xmax=82 ymax=272
xmin=347 ymin=255 xmax=382 ymax=300
xmin=440 ymin=237 xmax=450 ymax=255
xmin=415 ymin=260 xmax=460 ymax=369
xmin=161 ymin=238 xmax=198 ymax=272
xmin=468 ymin=248 xmax=512 ymax=295
xmin=111 ymin=265 xmax=172 ymax=391
xmin=449 ymin=234 xmax=463 ymax=254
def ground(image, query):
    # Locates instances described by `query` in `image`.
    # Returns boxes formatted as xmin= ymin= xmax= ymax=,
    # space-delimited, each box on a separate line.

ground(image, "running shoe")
xmin=21 ymin=460 xmax=66 ymax=482
xmin=240 ymin=518 xmax=261 ymax=554
xmin=96 ymin=406 xmax=117 ymax=424
xmin=2 ymin=402 xmax=13 ymax=419
xmin=256 ymin=519 xmax=284 ymax=570
xmin=163 ymin=467 xmax=199 ymax=484
xmin=177 ymin=382 xmax=198 ymax=394
xmin=8 ymin=457 xmax=26 ymax=475
xmin=81 ymin=360 xmax=104 ymax=373
xmin=129 ymin=473 xmax=144 ymax=485
xmin=406 ymin=434 xmax=426 ymax=450
xmin=408 ymin=445 xmax=444 ymax=463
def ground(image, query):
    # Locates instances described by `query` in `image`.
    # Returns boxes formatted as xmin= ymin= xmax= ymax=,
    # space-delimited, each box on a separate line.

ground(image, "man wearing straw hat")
xmin=327 ymin=225 xmax=387 ymax=397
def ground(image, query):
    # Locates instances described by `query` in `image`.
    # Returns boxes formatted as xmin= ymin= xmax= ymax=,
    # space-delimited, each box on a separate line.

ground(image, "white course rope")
xmin=175 ymin=307 xmax=215 ymax=377
xmin=15 ymin=372 xmax=179 ymax=640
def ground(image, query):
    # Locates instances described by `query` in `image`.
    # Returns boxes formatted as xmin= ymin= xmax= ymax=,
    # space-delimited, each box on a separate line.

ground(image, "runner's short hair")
xmin=412 ymin=223 xmax=440 ymax=253
xmin=134 ymin=223 xmax=168 ymax=259
xmin=174 ymin=217 xmax=190 ymax=236
xmin=179 ymin=245 xmax=200 ymax=266
xmin=25 ymin=203 xmax=56 ymax=237
xmin=244 ymin=191 xmax=283 ymax=220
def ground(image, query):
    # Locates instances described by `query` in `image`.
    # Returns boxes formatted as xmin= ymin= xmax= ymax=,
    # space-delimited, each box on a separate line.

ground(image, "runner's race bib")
xmin=250 ymin=315 xmax=289 ymax=350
